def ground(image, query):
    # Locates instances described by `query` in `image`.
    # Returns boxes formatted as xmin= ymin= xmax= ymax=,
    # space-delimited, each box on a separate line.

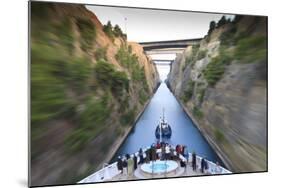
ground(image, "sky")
xmin=86 ymin=5 xmax=234 ymax=43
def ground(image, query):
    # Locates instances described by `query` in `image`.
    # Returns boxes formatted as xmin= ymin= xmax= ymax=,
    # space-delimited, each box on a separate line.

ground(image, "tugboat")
xmin=155 ymin=109 xmax=172 ymax=139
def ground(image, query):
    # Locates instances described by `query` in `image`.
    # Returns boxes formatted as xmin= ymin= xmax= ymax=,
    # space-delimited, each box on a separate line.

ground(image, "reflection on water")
xmin=112 ymin=65 xmax=222 ymax=164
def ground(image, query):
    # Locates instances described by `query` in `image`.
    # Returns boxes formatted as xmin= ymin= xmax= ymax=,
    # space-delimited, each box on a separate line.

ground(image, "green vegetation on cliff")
xmin=94 ymin=59 xmax=129 ymax=95
xmin=66 ymin=94 xmax=111 ymax=152
xmin=214 ymin=128 xmax=225 ymax=142
xmin=203 ymin=55 xmax=226 ymax=86
xmin=76 ymin=18 xmax=96 ymax=51
xmin=192 ymin=106 xmax=203 ymax=119
xmin=103 ymin=21 xmax=126 ymax=41
xmin=182 ymin=80 xmax=194 ymax=103
xmin=234 ymin=36 xmax=267 ymax=63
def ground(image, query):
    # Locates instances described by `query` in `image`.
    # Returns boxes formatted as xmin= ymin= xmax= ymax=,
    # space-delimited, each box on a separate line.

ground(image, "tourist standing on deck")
xmin=156 ymin=141 xmax=161 ymax=149
xmin=151 ymin=145 xmax=157 ymax=161
xmin=138 ymin=148 xmax=144 ymax=164
xmin=165 ymin=144 xmax=171 ymax=160
xmin=183 ymin=146 xmax=189 ymax=164
xmin=170 ymin=145 xmax=175 ymax=160
xmin=145 ymin=147 xmax=151 ymax=162
xmin=161 ymin=143 xmax=165 ymax=160
xmin=117 ymin=156 xmax=123 ymax=173
xmin=122 ymin=156 xmax=128 ymax=175
xmin=127 ymin=155 xmax=134 ymax=177
xmin=192 ymin=152 xmax=197 ymax=171
xmin=133 ymin=154 xmax=138 ymax=170
xmin=201 ymin=157 xmax=206 ymax=173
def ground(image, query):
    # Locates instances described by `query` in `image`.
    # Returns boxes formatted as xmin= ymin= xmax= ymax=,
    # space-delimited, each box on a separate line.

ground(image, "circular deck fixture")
xmin=141 ymin=160 xmax=178 ymax=175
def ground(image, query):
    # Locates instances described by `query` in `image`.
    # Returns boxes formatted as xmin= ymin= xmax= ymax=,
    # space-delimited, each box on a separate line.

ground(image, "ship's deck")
xmin=110 ymin=160 xmax=205 ymax=181
xmin=78 ymin=147 xmax=231 ymax=184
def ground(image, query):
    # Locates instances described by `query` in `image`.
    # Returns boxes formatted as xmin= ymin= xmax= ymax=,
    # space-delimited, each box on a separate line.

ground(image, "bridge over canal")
xmin=139 ymin=38 xmax=202 ymax=64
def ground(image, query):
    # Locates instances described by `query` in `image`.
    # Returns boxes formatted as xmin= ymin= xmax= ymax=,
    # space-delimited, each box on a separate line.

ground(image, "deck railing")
xmin=78 ymin=145 xmax=231 ymax=183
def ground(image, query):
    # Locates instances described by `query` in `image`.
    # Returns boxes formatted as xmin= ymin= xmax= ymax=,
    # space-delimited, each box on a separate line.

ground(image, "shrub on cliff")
xmin=55 ymin=18 xmax=74 ymax=54
xmin=120 ymin=109 xmax=135 ymax=126
xmin=94 ymin=59 xmax=115 ymax=85
xmin=197 ymin=50 xmax=207 ymax=60
xmin=217 ymin=16 xmax=227 ymax=28
xmin=208 ymin=21 xmax=216 ymax=35
xmin=203 ymin=57 xmax=225 ymax=86
xmin=203 ymin=46 xmax=233 ymax=87
xmin=193 ymin=106 xmax=203 ymax=119
xmin=182 ymin=80 xmax=195 ymax=103
xmin=220 ymin=26 xmax=237 ymax=46
xmin=113 ymin=24 xmax=124 ymax=37
xmin=94 ymin=47 xmax=108 ymax=61
xmin=65 ymin=94 xmax=111 ymax=152
xmin=234 ymin=36 xmax=267 ymax=63
xmin=197 ymin=88 xmax=205 ymax=104
xmin=76 ymin=18 xmax=96 ymax=51
xmin=64 ymin=57 xmax=92 ymax=92
xmin=94 ymin=60 xmax=129 ymax=96
xmin=214 ymin=128 xmax=225 ymax=142
xmin=139 ymin=89 xmax=149 ymax=105
xmin=115 ymin=45 xmax=138 ymax=68
xmin=111 ymin=71 xmax=129 ymax=94
xmin=103 ymin=21 xmax=114 ymax=41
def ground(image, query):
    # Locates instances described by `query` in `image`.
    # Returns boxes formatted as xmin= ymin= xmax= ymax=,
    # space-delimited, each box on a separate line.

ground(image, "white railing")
xmin=192 ymin=154 xmax=231 ymax=174
xmin=78 ymin=145 xmax=231 ymax=183
xmin=78 ymin=162 xmax=120 ymax=183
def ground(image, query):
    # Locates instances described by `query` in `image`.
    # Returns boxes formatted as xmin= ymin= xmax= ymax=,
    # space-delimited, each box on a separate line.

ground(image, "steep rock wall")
xmin=168 ymin=16 xmax=267 ymax=172
xmin=30 ymin=2 xmax=159 ymax=186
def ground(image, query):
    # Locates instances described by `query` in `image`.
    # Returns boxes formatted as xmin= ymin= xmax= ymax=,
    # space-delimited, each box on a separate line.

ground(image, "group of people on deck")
xmin=116 ymin=153 xmax=138 ymax=177
xmin=116 ymin=142 xmax=223 ymax=176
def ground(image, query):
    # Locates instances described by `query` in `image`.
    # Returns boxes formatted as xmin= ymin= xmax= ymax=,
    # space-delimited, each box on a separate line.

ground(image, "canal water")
xmin=112 ymin=64 xmax=222 ymax=164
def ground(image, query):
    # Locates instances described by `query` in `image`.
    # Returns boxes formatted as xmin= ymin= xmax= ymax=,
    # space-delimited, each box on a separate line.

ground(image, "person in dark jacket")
xmin=117 ymin=156 xmax=123 ymax=173
xmin=176 ymin=145 xmax=180 ymax=154
xmin=145 ymin=148 xmax=151 ymax=162
xmin=180 ymin=160 xmax=186 ymax=168
xmin=192 ymin=151 xmax=197 ymax=171
xmin=204 ymin=159 xmax=209 ymax=171
xmin=126 ymin=154 xmax=130 ymax=160
xmin=133 ymin=154 xmax=138 ymax=170
xmin=161 ymin=144 xmax=165 ymax=160
xmin=138 ymin=148 xmax=144 ymax=164
xmin=122 ymin=156 xmax=128 ymax=175
xmin=201 ymin=157 xmax=206 ymax=173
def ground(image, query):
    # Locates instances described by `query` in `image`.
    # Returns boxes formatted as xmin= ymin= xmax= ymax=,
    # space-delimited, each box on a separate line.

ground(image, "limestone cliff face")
xmin=168 ymin=16 xmax=267 ymax=172
xmin=128 ymin=42 xmax=159 ymax=92
xmin=30 ymin=2 xmax=159 ymax=186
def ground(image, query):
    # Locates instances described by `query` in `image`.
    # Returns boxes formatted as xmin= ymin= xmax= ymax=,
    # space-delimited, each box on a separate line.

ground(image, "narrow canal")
xmin=112 ymin=64 xmax=222 ymax=164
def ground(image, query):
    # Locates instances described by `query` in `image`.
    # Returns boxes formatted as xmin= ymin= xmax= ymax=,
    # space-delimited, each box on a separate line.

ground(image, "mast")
xmin=160 ymin=108 xmax=165 ymax=143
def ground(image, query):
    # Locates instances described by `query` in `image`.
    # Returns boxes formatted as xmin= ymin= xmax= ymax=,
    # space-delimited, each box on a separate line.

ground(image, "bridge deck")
xmin=140 ymin=38 xmax=202 ymax=51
